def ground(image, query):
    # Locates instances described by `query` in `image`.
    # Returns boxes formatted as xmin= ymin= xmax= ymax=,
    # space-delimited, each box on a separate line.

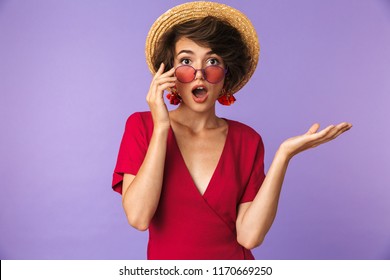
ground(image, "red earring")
xmin=217 ymin=89 xmax=236 ymax=106
xmin=166 ymin=86 xmax=181 ymax=105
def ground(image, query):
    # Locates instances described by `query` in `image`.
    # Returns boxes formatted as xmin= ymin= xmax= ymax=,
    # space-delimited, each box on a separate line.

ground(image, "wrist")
xmin=276 ymin=145 xmax=294 ymax=163
xmin=153 ymin=124 xmax=170 ymax=135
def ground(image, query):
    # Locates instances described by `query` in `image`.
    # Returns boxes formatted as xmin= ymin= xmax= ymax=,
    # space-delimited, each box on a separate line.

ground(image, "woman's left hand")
xmin=279 ymin=122 xmax=353 ymax=160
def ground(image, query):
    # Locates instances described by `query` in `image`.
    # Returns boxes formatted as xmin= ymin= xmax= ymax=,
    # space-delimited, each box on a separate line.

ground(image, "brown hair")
xmin=151 ymin=16 xmax=251 ymax=93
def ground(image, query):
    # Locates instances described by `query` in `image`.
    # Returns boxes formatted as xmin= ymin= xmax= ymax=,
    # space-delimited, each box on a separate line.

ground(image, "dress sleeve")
xmin=112 ymin=113 xmax=148 ymax=194
xmin=240 ymin=135 xmax=266 ymax=203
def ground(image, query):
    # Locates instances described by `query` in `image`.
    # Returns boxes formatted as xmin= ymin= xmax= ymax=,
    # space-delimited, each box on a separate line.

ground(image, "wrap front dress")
xmin=112 ymin=111 xmax=266 ymax=260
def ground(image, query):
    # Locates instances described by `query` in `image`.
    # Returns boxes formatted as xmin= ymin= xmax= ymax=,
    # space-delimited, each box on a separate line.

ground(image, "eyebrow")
xmin=176 ymin=50 xmax=216 ymax=56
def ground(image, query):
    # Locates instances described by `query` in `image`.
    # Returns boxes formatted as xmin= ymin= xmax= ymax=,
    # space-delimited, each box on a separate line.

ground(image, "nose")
xmin=194 ymin=68 xmax=205 ymax=81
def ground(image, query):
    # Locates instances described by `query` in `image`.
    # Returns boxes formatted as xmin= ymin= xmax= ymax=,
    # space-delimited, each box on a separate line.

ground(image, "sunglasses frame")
xmin=174 ymin=65 xmax=227 ymax=84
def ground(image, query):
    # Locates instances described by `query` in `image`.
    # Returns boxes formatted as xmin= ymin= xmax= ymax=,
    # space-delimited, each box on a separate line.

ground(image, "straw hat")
xmin=145 ymin=1 xmax=260 ymax=94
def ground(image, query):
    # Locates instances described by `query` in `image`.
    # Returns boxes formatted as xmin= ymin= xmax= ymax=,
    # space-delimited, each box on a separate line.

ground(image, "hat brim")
xmin=145 ymin=1 xmax=260 ymax=94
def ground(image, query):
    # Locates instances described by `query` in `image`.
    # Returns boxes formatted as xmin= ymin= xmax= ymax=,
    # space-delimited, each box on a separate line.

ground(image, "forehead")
xmin=174 ymin=37 xmax=214 ymax=56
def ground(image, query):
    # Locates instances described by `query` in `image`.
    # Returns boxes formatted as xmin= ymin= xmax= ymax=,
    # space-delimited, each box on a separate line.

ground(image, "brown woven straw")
xmin=145 ymin=1 xmax=260 ymax=94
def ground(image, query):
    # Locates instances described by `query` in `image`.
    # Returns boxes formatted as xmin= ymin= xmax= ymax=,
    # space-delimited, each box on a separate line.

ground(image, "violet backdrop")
xmin=0 ymin=0 xmax=389 ymax=259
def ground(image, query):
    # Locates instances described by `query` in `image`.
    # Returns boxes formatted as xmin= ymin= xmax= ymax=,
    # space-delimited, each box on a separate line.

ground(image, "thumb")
xmin=306 ymin=123 xmax=320 ymax=135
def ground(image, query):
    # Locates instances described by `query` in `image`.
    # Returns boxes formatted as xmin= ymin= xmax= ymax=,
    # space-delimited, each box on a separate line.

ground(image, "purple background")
xmin=1 ymin=0 xmax=389 ymax=260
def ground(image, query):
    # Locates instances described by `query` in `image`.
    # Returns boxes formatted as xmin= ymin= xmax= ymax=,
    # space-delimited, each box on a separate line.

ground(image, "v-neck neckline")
xmin=170 ymin=119 xmax=230 ymax=198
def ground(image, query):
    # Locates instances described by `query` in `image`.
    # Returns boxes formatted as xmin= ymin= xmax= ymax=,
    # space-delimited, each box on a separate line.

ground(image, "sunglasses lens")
xmin=175 ymin=65 xmax=226 ymax=83
xmin=204 ymin=66 xmax=225 ymax=83
xmin=175 ymin=66 xmax=195 ymax=83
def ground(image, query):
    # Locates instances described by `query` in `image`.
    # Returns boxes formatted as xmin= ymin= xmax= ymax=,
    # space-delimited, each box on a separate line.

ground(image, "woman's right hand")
xmin=146 ymin=63 xmax=176 ymax=130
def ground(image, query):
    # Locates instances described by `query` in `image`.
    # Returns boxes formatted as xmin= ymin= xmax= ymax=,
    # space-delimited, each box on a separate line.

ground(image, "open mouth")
xmin=192 ymin=86 xmax=208 ymax=98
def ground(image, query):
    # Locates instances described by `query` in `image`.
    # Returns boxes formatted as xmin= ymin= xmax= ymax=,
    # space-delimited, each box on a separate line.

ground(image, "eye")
xmin=180 ymin=58 xmax=191 ymax=65
xmin=207 ymin=58 xmax=220 ymax=66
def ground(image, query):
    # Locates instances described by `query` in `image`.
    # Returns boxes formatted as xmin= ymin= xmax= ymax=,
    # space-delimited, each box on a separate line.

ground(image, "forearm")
xmin=236 ymin=122 xmax=352 ymax=248
xmin=122 ymin=126 xmax=169 ymax=230
xmin=237 ymin=148 xmax=291 ymax=248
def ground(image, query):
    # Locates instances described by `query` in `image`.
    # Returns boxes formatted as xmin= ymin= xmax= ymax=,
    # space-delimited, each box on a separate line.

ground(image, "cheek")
xmin=214 ymin=80 xmax=225 ymax=91
xmin=175 ymin=83 xmax=190 ymax=95
xmin=209 ymin=83 xmax=224 ymax=97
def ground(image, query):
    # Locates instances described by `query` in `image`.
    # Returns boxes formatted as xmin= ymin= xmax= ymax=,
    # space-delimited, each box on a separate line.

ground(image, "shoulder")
xmin=125 ymin=111 xmax=153 ymax=128
xmin=225 ymin=119 xmax=265 ymax=167
xmin=123 ymin=112 xmax=154 ymax=142
xmin=226 ymin=118 xmax=262 ymax=140
xmin=126 ymin=111 xmax=152 ymax=123
xmin=225 ymin=118 xmax=265 ymax=153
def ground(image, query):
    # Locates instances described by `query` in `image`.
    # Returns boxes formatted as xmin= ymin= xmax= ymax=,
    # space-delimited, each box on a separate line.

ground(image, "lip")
xmin=191 ymin=84 xmax=208 ymax=92
xmin=191 ymin=84 xmax=209 ymax=103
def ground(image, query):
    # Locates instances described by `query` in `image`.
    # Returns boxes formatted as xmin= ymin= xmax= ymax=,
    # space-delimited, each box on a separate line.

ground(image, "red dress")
xmin=112 ymin=111 xmax=265 ymax=260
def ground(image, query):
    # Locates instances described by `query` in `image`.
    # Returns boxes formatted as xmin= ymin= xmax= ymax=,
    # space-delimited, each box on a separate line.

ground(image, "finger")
xmin=147 ymin=78 xmax=158 ymax=100
xmin=159 ymin=67 xmax=175 ymax=78
xmin=156 ymin=82 xmax=176 ymax=95
xmin=149 ymin=79 xmax=175 ymax=96
xmin=149 ymin=78 xmax=176 ymax=100
xmin=330 ymin=123 xmax=353 ymax=139
xmin=331 ymin=128 xmax=349 ymax=140
xmin=307 ymin=125 xmax=337 ymax=146
xmin=314 ymin=123 xmax=350 ymax=144
xmin=319 ymin=122 xmax=351 ymax=138
xmin=156 ymin=63 xmax=165 ymax=76
xmin=327 ymin=123 xmax=351 ymax=137
xmin=336 ymin=122 xmax=352 ymax=130
xmin=306 ymin=123 xmax=320 ymax=135
xmin=165 ymin=67 xmax=176 ymax=74
xmin=305 ymin=122 xmax=352 ymax=148
xmin=152 ymin=70 xmax=176 ymax=88
xmin=147 ymin=78 xmax=161 ymax=101
xmin=155 ymin=74 xmax=177 ymax=82
xmin=154 ymin=76 xmax=177 ymax=86
xmin=151 ymin=63 xmax=166 ymax=84
xmin=148 ymin=65 xmax=173 ymax=97
xmin=315 ymin=124 xmax=336 ymax=138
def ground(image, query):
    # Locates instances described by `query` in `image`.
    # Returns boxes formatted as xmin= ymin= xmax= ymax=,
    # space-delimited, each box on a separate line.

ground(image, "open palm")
xmin=280 ymin=122 xmax=352 ymax=159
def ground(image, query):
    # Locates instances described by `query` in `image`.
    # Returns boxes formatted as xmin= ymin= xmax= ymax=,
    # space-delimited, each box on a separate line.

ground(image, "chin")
xmin=180 ymin=100 xmax=216 ymax=113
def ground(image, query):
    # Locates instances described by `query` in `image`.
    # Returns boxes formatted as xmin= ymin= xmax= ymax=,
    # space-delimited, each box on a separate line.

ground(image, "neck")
xmin=170 ymin=104 xmax=221 ymax=132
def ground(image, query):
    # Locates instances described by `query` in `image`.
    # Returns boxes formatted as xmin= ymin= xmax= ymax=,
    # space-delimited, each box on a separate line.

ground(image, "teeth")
xmin=197 ymin=87 xmax=204 ymax=90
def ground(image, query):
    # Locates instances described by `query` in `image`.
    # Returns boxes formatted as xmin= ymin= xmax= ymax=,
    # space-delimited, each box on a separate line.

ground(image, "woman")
xmin=112 ymin=2 xmax=352 ymax=260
